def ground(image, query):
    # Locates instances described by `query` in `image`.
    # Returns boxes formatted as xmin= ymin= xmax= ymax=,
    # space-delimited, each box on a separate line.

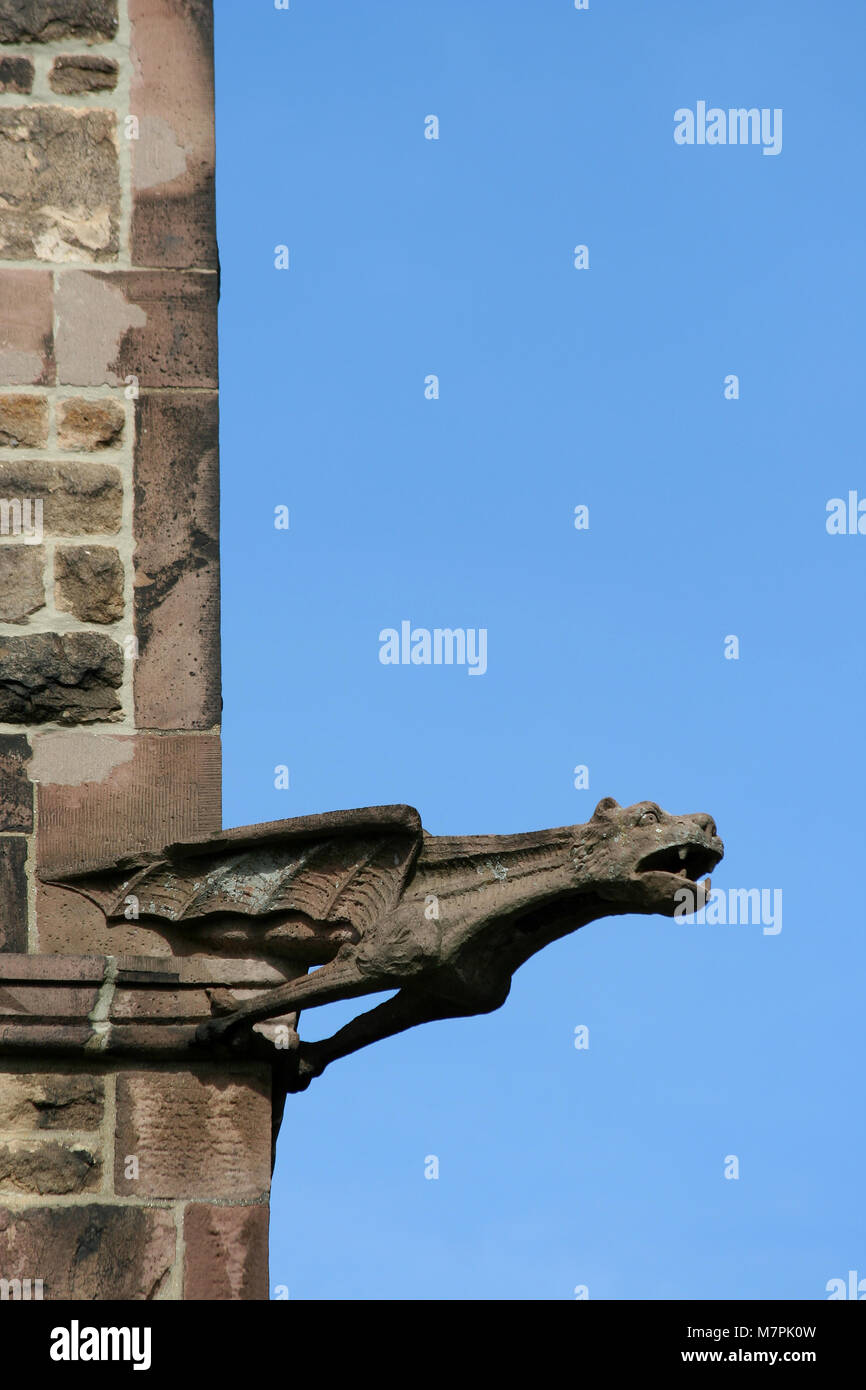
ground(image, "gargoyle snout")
xmin=693 ymin=813 xmax=717 ymax=838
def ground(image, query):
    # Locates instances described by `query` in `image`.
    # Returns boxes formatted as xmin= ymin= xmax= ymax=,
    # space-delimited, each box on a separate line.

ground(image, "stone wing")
xmin=41 ymin=804 xmax=423 ymax=936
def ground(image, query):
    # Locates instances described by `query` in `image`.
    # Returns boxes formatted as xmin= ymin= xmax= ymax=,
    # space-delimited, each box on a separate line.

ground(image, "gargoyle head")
xmin=572 ymin=797 xmax=723 ymax=915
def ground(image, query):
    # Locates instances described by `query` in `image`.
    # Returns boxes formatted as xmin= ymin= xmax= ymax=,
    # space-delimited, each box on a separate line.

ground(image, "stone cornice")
xmin=0 ymin=953 xmax=298 ymax=1060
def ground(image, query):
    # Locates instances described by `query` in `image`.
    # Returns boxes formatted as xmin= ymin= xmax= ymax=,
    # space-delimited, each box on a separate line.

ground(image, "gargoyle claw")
xmin=284 ymin=1048 xmax=324 ymax=1093
xmin=195 ymin=1015 xmax=246 ymax=1047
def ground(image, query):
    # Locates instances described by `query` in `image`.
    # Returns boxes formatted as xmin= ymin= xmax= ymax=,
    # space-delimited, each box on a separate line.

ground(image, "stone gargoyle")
xmin=42 ymin=797 xmax=722 ymax=1090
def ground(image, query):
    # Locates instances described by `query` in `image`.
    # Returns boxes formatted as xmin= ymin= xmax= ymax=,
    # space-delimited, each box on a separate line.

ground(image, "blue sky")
xmin=212 ymin=0 xmax=865 ymax=1299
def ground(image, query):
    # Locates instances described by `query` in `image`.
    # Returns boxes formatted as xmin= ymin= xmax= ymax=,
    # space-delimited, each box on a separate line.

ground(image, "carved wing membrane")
xmin=43 ymin=805 xmax=423 ymax=939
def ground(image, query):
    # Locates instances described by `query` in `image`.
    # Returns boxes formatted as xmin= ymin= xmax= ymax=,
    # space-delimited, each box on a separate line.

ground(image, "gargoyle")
xmin=42 ymin=797 xmax=722 ymax=1090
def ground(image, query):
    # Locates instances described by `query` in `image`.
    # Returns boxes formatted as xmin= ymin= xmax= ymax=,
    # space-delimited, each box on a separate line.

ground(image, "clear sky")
xmin=212 ymin=0 xmax=865 ymax=1300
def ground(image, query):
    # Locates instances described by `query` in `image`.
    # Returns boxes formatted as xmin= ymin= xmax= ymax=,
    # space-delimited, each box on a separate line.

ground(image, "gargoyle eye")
xmin=638 ymin=809 xmax=659 ymax=825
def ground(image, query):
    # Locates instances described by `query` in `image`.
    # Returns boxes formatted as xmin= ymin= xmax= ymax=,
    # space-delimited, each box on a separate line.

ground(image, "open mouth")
xmin=636 ymin=842 xmax=721 ymax=887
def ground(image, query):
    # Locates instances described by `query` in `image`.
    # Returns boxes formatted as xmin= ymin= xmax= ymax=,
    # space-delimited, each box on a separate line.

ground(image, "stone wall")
xmin=0 ymin=1054 xmax=270 ymax=1300
xmin=0 ymin=0 xmax=221 ymax=931
xmin=0 ymin=1 xmax=269 ymax=1301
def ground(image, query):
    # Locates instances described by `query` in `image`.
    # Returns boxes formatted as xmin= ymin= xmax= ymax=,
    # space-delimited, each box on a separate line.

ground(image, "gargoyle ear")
xmin=591 ymin=797 xmax=620 ymax=821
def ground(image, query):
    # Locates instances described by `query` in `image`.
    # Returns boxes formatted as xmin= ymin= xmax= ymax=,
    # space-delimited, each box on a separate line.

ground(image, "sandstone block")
xmin=55 ymin=545 xmax=123 ymax=623
xmin=0 ymin=837 xmax=28 ymax=952
xmin=0 ymin=1204 xmax=175 ymax=1300
xmin=49 ymin=53 xmax=118 ymax=93
xmin=0 ymin=394 xmax=49 ymax=448
xmin=0 ymin=461 xmax=122 ymax=534
xmin=55 ymin=270 xmax=217 ymax=388
xmin=0 ymin=1068 xmax=103 ymax=1131
xmin=134 ymin=391 xmax=220 ymax=728
xmin=115 ymin=1067 xmax=271 ymax=1199
xmin=0 ymin=56 xmax=33 ymax=93
xmin=184 ymin=1204 xmax=269 ymax=1301
xmin=0 ymin=632 xmax=123 ymax=724
xmin=0 ymin=1139 xmax=101 ymax=1195
xmin=0 ymin=107 xmax=119 ymax=263
xmin=110 ymin=987 xmax=210 ymax=1020
xmin=0 ymin=271 xmax=54 ymax=385
xmin=0 ymin=1 xmax=118 ymax=45
xmin=129 ymin=0 xmax=216 ymax=269
xmin=0 ymin=979 xmax=99 ymax=1015
xmin=0 ymin=735 xmax=33 ymax=832
xmin=35 ymin=881 xmax=178 ymax=960
xmin=56 ymin=396 xmax=124 ymax=450
xmin=0 ymin=545 xmax=45 ymax=623
xmin=0 ymin=955 xmax=106 ymax=983
xmin=34 ymin=731 xmax=221 ymax=882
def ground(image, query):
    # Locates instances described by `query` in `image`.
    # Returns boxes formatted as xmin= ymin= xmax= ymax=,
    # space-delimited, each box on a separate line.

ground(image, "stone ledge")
xmin=0 ymin=954 xmax=299 ymax=1060
xmin=0 ymin=953 xmax=294 ymax=985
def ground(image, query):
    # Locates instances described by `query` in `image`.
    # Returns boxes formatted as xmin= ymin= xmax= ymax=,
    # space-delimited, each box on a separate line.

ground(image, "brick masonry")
xmin=0 ymin=1055 xmax=271 ymax=1299
xmin=0 ymin=956 xmax=287 ymax=1300
xmin=0 ymin=1 xmax=256 ymax=1302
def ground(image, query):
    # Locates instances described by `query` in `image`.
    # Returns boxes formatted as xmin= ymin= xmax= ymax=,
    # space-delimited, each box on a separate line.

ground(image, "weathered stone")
xmin=0 ymin=546 xmax=45 ymax=623
xmin=49 ymin=53 xmax=118 ymax=94
xmin=0 ymin=461 xmax=122 ymax=535
xmin=0 ymin=107 xmax=119 ymax=263
xmin=55 ymin=270 xmax=217 ymax=388
xmin=0 ymin=981 xmax=101 ymax=1020
xmin=184 ymin=1204 xmax=269 ymax=1300
xmin=0 ymin=955 xmax=106 ymax=983
xmin=110 ymin=986 xmax=210 ymax=1020
xmin=55 ymin=545 xmax=123 ymax=624
xmin=0 ymin=271 xmax=54 ymax=385
xmin=0 ymin=632 xmax=123 ymax=725
xmin=0 ymin=394 xmax=49 ymax=448
xmin=0 ymin=1204 xmax=175 ymax=1300
xmin=0 ymin=735 xmax=32 ymax=832
xmin=0 ymin=1140 xmax=101 ymax=1194
xmin=134 ymin=392 xmax=219 ymax=728
xmin=56 ymin=396 xmax=124 ymax=450
xmin=0 ymin=957 xmax=294 ymax=1063
xmin=0 ymin=1068 xmax=103 ymax=1131
xmin=0 ymin=963 xmax=105 ymax=1045
xmin=33 ymin=734 xmax=221 ymax=955
xmin=0 ymin=1022 xmax=94 ymax=1053
xmin=37 ymin=880 xmax=186 ymax=961
xmin=0 ymin=837 xmax=28 ymax=952
xmin=129 ymin=0 xmax=216 ymax=269
xmin=115 ymin=1067 xmax=271 ymax=1199
xmin=0 ymin=2 xmax=118 ymax=44
xmin=0 ymin=56 xmax=34 ymax=93
xmin=61 ymin=800 xmax=722 ymax=1093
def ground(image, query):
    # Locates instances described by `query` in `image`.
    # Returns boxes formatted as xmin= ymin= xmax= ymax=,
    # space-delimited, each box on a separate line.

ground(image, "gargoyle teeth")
xmin=637 ymin=841 xmax=720 ymax=883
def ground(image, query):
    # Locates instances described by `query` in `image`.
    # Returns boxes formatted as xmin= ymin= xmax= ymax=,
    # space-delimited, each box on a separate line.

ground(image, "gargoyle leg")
xmin=289 ymin=989 xmax=466 ymax=1089
xmin=196 ymin=955 xmax=390 ymax=1044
